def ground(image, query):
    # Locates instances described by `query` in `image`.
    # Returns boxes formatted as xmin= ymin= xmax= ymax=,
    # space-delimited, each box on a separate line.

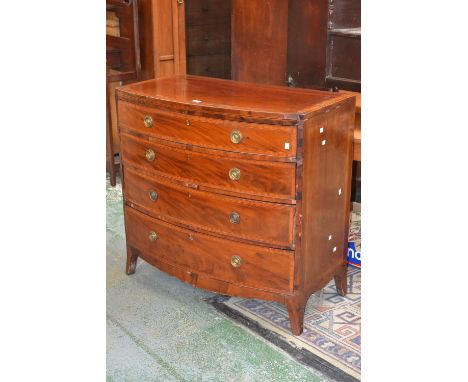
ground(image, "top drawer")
xmin=118 ymin=101 xmax=297 ymax=159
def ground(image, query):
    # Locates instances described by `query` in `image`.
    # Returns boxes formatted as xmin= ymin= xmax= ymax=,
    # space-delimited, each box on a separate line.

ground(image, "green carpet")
xmin=106 ymin=177 xmax=330 ymax=382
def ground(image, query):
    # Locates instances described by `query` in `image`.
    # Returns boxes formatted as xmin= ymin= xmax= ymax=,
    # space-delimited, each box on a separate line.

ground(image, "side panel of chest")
xmin=299 ymin=101 xmax=355 ymax=293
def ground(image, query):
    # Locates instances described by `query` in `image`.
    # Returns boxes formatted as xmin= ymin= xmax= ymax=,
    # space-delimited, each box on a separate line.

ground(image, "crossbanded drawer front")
xmin=120 ymin=133 xmax=296 ymax=201
xmin=123 ymin=168 xmax=295 ymax=248
xmin=118 ymin=101 xmax=297 ymax=158
xmin=124 ymin=206 xmax=294 ymax=292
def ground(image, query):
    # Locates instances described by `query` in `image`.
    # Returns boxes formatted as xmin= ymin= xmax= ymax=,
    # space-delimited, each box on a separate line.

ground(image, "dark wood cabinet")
xmin=136 ymin=0 xmax=187 ymax=80
xmin=182 ymin=0 xmax=360 ymax=90
xmin=185 ymin=0 xmax=231 ymax=79
xmin=231 ymin=0 xmax=288 ymax=85
xmin=116 ymin=75 xmax=355 ymax=335
xmin=231 ymin=0 xmax=360 ymax=91
xmin=107 ymin=0 xmax=187 ymax=185
xmin=326 ymin=0 xmax=361 ymax=91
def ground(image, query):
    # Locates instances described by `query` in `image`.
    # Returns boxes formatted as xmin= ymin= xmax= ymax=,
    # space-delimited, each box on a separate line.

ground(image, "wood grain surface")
xmin=118 ymin=101 xmax=297 ymax=158
xmin=118 ymin=75 xmax=356 ymax=335
xmin=125 ymin=206 xmax=294 ymax=292
xmin=123 ymin=167 xmax=296 ymax=248
xmin=120 ymin=132 xmax=297 ymax=201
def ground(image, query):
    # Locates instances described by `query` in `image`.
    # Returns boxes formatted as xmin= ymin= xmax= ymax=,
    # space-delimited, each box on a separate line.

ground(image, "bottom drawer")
xmin=125 ymin=206 xmax=294 ymax=292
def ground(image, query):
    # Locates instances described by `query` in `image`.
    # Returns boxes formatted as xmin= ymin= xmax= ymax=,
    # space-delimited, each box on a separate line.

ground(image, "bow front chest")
xmin=116 ymin=75 xmax=355 ymax=335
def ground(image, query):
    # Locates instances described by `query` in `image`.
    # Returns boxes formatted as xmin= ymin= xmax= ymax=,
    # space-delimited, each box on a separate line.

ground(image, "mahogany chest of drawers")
xmin=116 ymin=75 xmax=355 ymax=335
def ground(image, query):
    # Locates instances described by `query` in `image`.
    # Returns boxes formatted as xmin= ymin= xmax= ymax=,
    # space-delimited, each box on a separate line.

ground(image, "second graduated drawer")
xmin=118 ymin=101 xmax=297 ymax=159
xmin=123 ymin=167 xmax=295 ymax=248
xmin=120 ymin=133 xmax=296 ymax=202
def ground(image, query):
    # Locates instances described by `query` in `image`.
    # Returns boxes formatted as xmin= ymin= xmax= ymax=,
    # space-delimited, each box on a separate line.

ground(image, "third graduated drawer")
xmin=123 ymin=167 xmax=295 ymax=248
xmin=118 ymin=101 xmax=297 ymax=159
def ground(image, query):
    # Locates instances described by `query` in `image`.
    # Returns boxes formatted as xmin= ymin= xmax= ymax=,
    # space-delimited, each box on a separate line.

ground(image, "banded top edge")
xmin=116 ymin=75 xmax=355 ymax=123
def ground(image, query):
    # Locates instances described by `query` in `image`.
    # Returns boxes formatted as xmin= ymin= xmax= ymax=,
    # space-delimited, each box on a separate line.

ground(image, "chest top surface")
xmin=117 ymin=75 xmax=354 ymax=123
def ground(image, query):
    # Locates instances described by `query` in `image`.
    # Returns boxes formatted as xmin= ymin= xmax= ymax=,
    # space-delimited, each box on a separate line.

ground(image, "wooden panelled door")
xmin=151 ymin=0 xmax=187 ymax=76
xmin=137 ymin=0 xmax=187 ymax=79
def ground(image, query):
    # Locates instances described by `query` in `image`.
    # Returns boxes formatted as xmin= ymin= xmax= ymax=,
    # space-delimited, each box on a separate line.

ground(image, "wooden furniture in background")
xmin=106 ymin=10 xmax=122 ymax=185
xmin=326 ymin=0 xmax=361 ymax=91
xmin=136 ymin=0 xmax=155 ymax=80
xmin=230 ymin=0 xmax=361 ymax=201
xmin=185 ymin=0 xmax=231 ymax=79
xmin=231 ymin=0 xmax=287 ymax=84
xmin=107 ymin=0 xmax=187 ymax=186
xmin=350 ymin=91 xmax=361 ymax=201
xmin=351 ymin=91 xmax=361 ymax=161
xmin=152 ymin=0 xmax=187 ymax=77
xmin=137 ymin=0 xmax=187 ymax=80
xmin=231 ymin=0 xmax=360 ymax=92
xmin=231 ymin=0 xmax=328 ymax=87
xmin=116 ymin=75 xmax=355 ymax=335
xmin=106 ymin=0 xmax=141 ymax=186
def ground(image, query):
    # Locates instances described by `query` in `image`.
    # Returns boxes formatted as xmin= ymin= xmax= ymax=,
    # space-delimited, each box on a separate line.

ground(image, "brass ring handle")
xmin=148 ymin=231 xmax=158 ymax=242
xmin=177 ymin=0 xmax=184 ymax=4
xmin=229 ymin=168 xmax=241 ymax=181
xmin=229 ymin=212 xmax=240 ymax=224
xmin=231 ymin=255 xmax=242 ymax=268
xmin=145 ymin=149 xmax=155 ymax=162
xmin=144 ymin=115 xmax=153 ymax=128
xmin=230 ymin=130 xmax=243 ymax=144
xmin=149 ymin=190 xmax=158 ymax=201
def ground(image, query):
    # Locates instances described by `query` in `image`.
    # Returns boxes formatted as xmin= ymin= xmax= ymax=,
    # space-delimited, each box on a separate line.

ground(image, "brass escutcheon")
xmin=149 ymin=190 xmax=158 ymax=201
xmin=229 ymin=212 xmax=240 ymax=224
xmin=229 ymin=167 xmax=241 ymax=181
xmin=148 ymin=231 xmax=158 ymax=242
xmin=230 ymin=130 xmax=243 ymax=144
xmin=145 ymin=149 xmax=155 ymax=162
xmin=144 ymin=115 xmax=153 ymax=128
xmin=230 ymin=255 xmax=242 ymax=268
xmin=177 ymin=0 xmax=184 ymax=4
